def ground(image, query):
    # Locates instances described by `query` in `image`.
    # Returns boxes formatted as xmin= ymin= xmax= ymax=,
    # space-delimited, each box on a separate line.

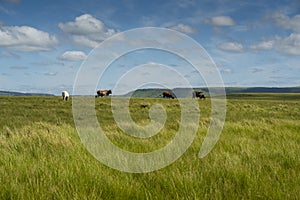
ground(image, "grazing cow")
xmin=96 ymin=90 xmax=112 ymax=97
xmin=62 ymin=91 xmax=69 ymax=101
xmin=193 ymin=91 xmax=205 ymax=99
xmin=162 ymin=91 xmax=176 ymax=99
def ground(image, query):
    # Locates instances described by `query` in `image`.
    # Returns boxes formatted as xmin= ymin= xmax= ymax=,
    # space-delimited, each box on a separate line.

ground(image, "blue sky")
xmin=0 ymin=0 xmax=300 ymax=95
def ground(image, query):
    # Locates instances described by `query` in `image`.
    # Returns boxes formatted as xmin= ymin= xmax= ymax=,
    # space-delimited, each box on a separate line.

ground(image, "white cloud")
xmin=208 ymin=16 xmax=236 ymax=26
xmin=250 ymin=40 xmax=274 ymax=50
xmin=251 ymin=34 xmax=300 ymax=55
xmin=60 ymin=51 xmax=87 ymax=61
xmin=217 ymin=42 xmax=243 ymax=52
xmin=168 ymin=23 xmax=197 ymax=34
xmin=252 ymin=12 xmax=300 ymax=55
xmin=267 ymin=12 xmax=300 ymax=33
xmin=71 ymin=35 xmax=100 ymax=48
xmin=58 ymin=14 xmax=106 ymax=35
xmin=276 ymin=33 xmax=300 ymax=55
xmin=58 ymin=14 xmax=117 ymax=48
xmin=0 ymin=26 xmax=58 ymax=51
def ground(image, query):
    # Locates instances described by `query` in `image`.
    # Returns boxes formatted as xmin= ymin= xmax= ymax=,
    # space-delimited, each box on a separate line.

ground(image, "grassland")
xmin=0 ymin=94 xmax=299 ymax=199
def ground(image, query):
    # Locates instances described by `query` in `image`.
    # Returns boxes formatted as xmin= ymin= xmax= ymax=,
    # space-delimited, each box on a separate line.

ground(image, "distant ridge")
xmin=224 ymin=87 xmax=300 ymax=94
xmin=0 ymin=90 xmax=54 ymax=96
xmin=123 ymin=87 xmax=300 ymax=98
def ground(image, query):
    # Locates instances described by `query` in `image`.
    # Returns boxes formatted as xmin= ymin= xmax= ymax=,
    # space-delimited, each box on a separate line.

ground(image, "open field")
xmin=0 ymin=94 xmax=300 ymax=199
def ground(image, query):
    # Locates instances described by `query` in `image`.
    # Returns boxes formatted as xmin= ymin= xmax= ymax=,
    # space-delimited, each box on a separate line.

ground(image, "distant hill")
xmin=224 ymin=87 xmax=300 ymax=94
xmin=122 ymin=87 xmax=300 ymax=98
xmin=0 ymin=90 xmax=54 ymax=96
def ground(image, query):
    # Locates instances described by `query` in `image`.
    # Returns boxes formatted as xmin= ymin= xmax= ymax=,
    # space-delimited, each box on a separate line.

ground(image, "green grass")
xmin=0 ymin=95 xmax=299 ymax=199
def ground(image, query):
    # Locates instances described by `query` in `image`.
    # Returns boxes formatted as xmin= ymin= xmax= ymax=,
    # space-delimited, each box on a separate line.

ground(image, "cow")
xmin=96 ymin=90 xmax=112 ymax=97
xmin=62 ymin=91 xmax=69 ymax=101
xmin=162 ymin=91 xmax=176 ymax=99
xmin=193 ymin=91 xmax=205 ymax=99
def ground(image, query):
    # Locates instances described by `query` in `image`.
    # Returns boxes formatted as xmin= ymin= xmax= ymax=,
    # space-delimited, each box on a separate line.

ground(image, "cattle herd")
xmin=61 ymin=90 xmax=205 ymax=100
xmin=161 ymin=91 xmax=205 ymax=99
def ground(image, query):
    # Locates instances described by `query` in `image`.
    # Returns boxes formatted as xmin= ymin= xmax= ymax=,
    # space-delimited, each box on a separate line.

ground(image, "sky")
xmin=0 ymin=0 xmax=300 ymax=95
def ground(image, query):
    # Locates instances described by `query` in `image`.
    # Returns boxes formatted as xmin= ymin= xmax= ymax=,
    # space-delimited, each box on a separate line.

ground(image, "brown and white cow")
xmin=96 ymin=90 xmax=112 ymax=97
xmin=162 ymin=91 xmax=176 ymax=99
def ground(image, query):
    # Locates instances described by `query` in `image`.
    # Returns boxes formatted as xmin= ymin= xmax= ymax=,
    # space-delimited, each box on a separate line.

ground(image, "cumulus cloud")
xmin=250 ymin=40 xmax=274 ymax=50
xmin=207 ymin=16 xmax=236 ymax=26
xmin=217 ymin=42 xmax=243 ymax=52
xmin=60 ymin=51 xmax=87 ymax=61
xmin=58 ymin=14 xmax=117 ymax=48
xmin=253 ymin=12 xmax=300 ymax=55
xmin=168 ymin=23 xmax=197 ymax=34
xmin=267 ymin=12 xmax=300 ymax=33
xmin=251 ymin=34 xmax=300 ymax=55
xmin=276 ymin=33 xmax=300 ymax=55
xmin=0 ymin=26 xmax=58 ymax=51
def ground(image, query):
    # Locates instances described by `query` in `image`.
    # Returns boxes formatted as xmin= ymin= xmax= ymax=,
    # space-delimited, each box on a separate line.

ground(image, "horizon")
xmin=1 ymin=85 xmax=300 ymax=96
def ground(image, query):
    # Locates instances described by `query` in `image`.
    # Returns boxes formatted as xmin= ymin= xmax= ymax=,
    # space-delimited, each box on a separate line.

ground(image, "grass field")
xmin=0 ymin=94 xmax=300 ymax=199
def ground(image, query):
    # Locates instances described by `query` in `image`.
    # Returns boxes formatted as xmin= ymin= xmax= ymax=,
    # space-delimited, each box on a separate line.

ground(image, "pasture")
xmin=0 ymin=94 xmax=299 ymax=199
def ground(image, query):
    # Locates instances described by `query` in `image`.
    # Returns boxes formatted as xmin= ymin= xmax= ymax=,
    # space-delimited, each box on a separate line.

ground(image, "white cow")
xmin=62 ymin=91 xmax=69 ymax=101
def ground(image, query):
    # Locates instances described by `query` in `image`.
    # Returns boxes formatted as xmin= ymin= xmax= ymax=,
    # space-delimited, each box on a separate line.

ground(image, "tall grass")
xmin=0 ymin=95 xmax=299 ymax=199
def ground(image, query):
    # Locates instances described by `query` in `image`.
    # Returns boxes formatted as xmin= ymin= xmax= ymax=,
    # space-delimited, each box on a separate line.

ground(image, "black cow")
xmin=193 ymin=91 xmax=205 ymax=99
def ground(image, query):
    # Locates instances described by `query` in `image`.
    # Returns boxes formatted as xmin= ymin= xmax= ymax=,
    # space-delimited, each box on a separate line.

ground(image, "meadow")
xmin=0 ymin=94 xmax=299 ymax=199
